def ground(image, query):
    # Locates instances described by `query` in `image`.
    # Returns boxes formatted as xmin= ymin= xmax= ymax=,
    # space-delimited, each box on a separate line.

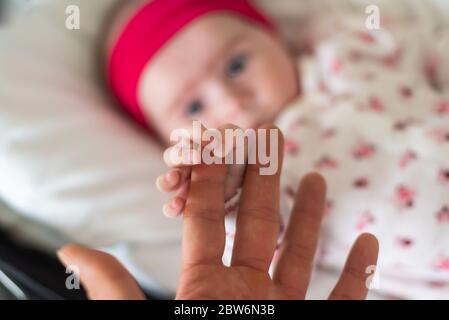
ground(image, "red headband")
xmin=107 ymin=0 xmax=275 ymax=131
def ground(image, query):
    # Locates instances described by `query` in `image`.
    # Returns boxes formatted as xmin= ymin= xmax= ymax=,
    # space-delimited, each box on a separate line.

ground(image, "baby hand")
xmin=156 ymin=123 xmax=247 ymax=218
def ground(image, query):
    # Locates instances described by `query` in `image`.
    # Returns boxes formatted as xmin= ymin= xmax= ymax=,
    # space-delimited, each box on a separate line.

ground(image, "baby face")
xmin=137 ymin=13 xmax=299 ymax=144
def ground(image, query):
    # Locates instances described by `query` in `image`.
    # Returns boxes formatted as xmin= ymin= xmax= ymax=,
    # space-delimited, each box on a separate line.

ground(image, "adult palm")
xmin=58 ymin=125 xmax=378 ymax=300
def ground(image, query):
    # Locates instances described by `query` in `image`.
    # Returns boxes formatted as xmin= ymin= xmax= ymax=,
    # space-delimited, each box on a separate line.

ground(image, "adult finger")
xmin=231 ymin=124 xmax=284 ymax=272
xmin=57 ymin=244 xmax=145 ymax=300
xmin=329 ymin=233 xmax=379 ymax=300
xmin=182 ymin=162 xmax=228 ymax=268
xmin=273 ymin=173 xmax=326 ymax=299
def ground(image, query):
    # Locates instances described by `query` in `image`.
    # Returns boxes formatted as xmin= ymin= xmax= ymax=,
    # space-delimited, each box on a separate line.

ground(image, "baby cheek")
xmin=255 ymin=68 xmax=291 ymax=113
xmin=159 ymin=115 xmax=191 ymax=143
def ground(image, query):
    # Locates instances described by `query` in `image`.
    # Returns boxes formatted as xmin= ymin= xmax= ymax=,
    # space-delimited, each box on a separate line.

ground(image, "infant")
xmin=104 ymin=0 xmax=449 ymax=298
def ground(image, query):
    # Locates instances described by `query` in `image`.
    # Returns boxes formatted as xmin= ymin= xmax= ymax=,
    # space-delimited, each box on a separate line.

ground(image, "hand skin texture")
xmin=58 ymin=124 xmax=379 ymax=300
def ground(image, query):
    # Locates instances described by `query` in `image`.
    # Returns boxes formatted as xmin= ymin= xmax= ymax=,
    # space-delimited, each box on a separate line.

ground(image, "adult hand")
xmin=58 ymin=124 xmax=378 ymax=300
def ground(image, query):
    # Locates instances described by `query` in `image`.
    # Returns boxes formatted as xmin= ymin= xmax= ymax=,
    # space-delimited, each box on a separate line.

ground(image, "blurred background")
xmin=0 ymin=0 xmax=448 ymax=300
xmin=1 ymin=0 xmax=41 ymax=21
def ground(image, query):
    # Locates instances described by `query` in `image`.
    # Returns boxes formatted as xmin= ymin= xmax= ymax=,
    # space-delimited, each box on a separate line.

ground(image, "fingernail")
xmin=163 ymin=203 xmax=176 ymax=218
xmin=156 ymin=176 xmax=163 ymax=190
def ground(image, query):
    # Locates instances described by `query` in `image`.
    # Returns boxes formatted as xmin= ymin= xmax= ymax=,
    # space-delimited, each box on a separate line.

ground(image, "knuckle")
xmin=343 ymin=265 xmax=365 ymax=281
xmin=242 ymin=206 xmax=280 ymax=224
xmin=184 ymin=205 xmax=223 ymax=222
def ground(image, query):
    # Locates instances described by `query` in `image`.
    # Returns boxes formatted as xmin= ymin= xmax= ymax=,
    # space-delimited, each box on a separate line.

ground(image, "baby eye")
xmin=185 ymin=100 xmax=203 ymax=117
xmin=226 ymin=54 xmax=248 ymax=78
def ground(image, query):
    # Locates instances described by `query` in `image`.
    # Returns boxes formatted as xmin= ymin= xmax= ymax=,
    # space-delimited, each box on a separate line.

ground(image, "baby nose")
xmin=221 ymin=87 xmax=252 ymax=116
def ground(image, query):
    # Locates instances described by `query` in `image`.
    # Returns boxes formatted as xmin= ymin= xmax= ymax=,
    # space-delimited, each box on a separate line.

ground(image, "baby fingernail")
xmin=163 ymin=204 xmax=176 ymax=218
xmin=156 ymin=176 xmax=165 ymax=190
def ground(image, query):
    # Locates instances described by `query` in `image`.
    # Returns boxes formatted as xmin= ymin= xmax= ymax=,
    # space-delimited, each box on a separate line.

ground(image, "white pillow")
xmin=0 ymin=0 xmax=182 ymax=293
